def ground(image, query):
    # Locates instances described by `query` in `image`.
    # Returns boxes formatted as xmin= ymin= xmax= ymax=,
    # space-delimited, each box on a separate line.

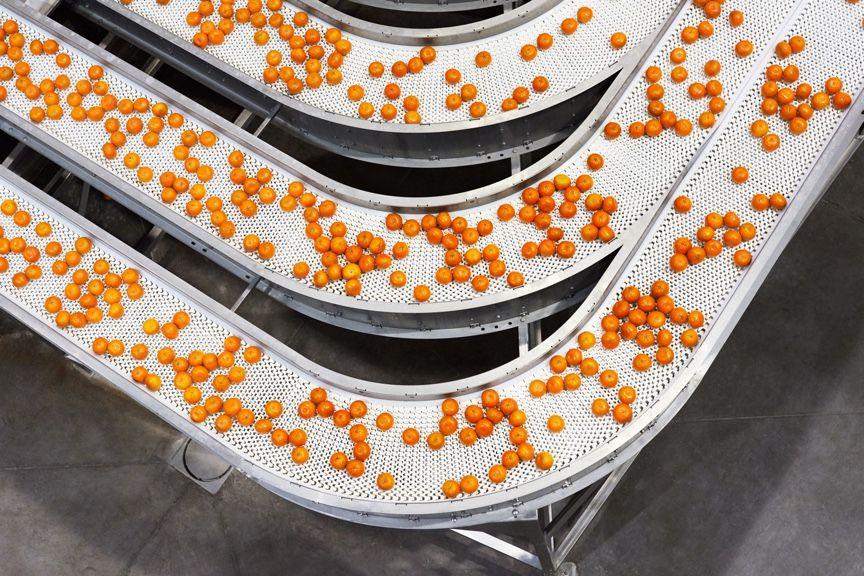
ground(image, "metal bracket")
xmin=450 ymin=454 xmax=637 ymax=574
xmin=165 ymin=436 xmax=232 ymax=495
xmin=23 ymin=0 xmax=58 ymax=14
xmin=518 ymin=320 xmax=542 ymax=356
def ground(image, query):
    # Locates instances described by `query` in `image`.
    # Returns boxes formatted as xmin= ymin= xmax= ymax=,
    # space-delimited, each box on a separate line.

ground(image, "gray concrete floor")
xmin=1 ymin=144 xmax=861 ymax=575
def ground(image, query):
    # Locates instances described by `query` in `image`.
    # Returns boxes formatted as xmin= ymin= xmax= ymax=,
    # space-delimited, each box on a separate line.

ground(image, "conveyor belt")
xmin=1 ymin=0 xmax=861 ymax=529
xmin=77 ymin=0 xmax=680 ymax=163
xmin=330 ymin=0 xmax=514 ymax=15
xmin=0 ymin=1 xmax=806 ymax=337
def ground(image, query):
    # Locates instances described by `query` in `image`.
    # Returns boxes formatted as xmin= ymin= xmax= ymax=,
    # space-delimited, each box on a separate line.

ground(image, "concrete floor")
xmin=0 ymin=143 xmax=861 ymax=575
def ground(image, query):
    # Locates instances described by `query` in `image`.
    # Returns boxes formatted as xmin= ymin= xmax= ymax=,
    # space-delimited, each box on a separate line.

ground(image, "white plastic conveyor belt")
xmin=334 ymin=0 xmax=515 ymax=14
xmin=0 ymin=1 xmax=812 ymax=337
xmin=0 ymin=0 xmax=860 ymax=529
xmin=77 ymin=0 xmax=680 ymax=163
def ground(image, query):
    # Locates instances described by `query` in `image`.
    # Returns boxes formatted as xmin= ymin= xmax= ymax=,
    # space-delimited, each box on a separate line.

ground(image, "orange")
xmin=587 ymin=153 xmax=604 ymax=171
xmin=264 ymin=400 xmax=283 ymax=419
xmin=769 ymin=193 xmax=787 ymax=210
xmin=402 ymin=428 xmax=420 ymax=445
xmin=376 ymin=473 xmax=395 ymax=491
xmin=375 ymin=412 xmax=394 ymax=431
xmin=243 ymin=346 xmax=262 ymax=363
xmin=733 ymin=249 xmax=752 ymax=267
xmin=488 ymin=464 xmax=507 ymax=484
xmin=330 ymin=452 xmax=348 ymax=470
xmin=610 ymin=32 xmax=627 ymax=49
xmin=190 ymin=406 xmax=208 ymax=423
xmin=426 ymin=431 xmax=445 ymax=450
xmin=591 ymin=398 xmax=610 ymax=416
xmin=413 ymin=284 xmax=430 ymax=302
xmin=613 ymin=404 xmax=633 ymax=424
xmin=346 ymin=399 xmax=366 ymax=419
xmin=459 ymin=475 xmax=479 ymax=494
xmin=291 ymin=446 xmax=309 ymax=464
xmin=520 ymin=44 xmax=537 ymax=61
xmin=442 ymin=479 xmax=461 ymax=498
xmin=619 ymin=386 xmax=637 ymax=405
xmin=535 ymin=451 xmax=554 ymax=470
xmin=289 ymin=428 xmax=308 ymax=447
xmin=731 ymin=166 xmax=749 ymax=184
xmin=271 ymin=428 xmax=289 ymax=446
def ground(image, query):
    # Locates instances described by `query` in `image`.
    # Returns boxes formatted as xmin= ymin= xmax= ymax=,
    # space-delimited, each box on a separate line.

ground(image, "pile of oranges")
xmin=0 ymin=199 xmax=48 ymax=290
xmin=606 ymin=1 xmax=747 ymax=140
xmin=134 ymin=325 xmax=267 ymax=437
xmin=602 ymin=280 xmax=703 ymax=372
xmin=155 ymin=1 xmax=355 ymax=96
xmin=285 ymin=152 xmax=619 ymax=300
xmin=524 ymin=278 xmax=705 ymax=427
xmin=518 ymin=154 xmax=618 ymax=248
xmin=669 ymin=206 xmax=758 ymax=271
xmin=500 ymin=153 xmax=617 ymax=265
xmin=287 ymin=188 xmax=406 ymax=298
xmin=431 ymin=391 xmax=555 ymax=498
xmin=2 ymin=195 xmax=146 ymax=330
xmin=270 ymin=386 xmax=398 ymax=488
xmin=751 ymin=37 xmax=852 ymax=152
xmin=391 ymin=209 xmax=515 ymax=295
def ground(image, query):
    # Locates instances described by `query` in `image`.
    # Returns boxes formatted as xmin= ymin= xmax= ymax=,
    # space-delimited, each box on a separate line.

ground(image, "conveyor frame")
xmin=73 ymin=0 xmax=681 ymax=166
xmin=0 ymin=1 xmax=673 ymax=338
xmin=0 ymin=0 xmax=862 ymax=538
xmin=0 ymin=79 xmax=860 ymax=530
xmin=0 ymin=0 xmax=788 ymax=339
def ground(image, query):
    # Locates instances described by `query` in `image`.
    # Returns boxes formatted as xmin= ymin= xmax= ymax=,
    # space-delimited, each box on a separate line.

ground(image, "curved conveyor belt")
xmin=76 ymin=0 xmax=680 ymax=164
xmin=0 ymin=0 xmax=861 ymax=529
xmin=0 ymin=1 xmax=812 ymax=337
xmin=324 ymin=0 xmax=517 ymax=15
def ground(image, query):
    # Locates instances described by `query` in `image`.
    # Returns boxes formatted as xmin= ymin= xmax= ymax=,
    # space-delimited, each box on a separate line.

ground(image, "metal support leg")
xmin=518 ymin=320 xmax=542 ymax=355
xmin=230 ymin=276 xmax=260 ymax=312
xmin=135 ymin=224 xmax=165 ymax=255
xmin=76 ymin=182 xmax=90 ymax=215
xmin=98 ymin=32 xmax=114 ymax=49
xmin=252 ymin=107 xmax=279 ymax=137
xmin=511 ymin=153 xmax=522 ymax=175
xmin=2 ymin=142 xmax=26 ymax=168
xmin=449 ymin=454 xmax=637 ymax=574
xmin=549 ymin=456 xmax=636 ymax=564
xmin=452 ymin=529 xmax=542 ymax=570
xmin=42 ymin=169 xmax=72 ymax=196
xmin=234 ymin=109 xmax=256 ymax=131
xmin=142 ymin=57 xmax=163 ymax=76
